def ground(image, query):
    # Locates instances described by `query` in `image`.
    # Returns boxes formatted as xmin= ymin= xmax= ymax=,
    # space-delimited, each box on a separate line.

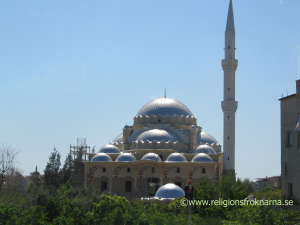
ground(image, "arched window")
xmin=127 ymin=167 xmax=131 ymax=173
xmin=103 ymin=167 xmax=106 ymax=172
xmin=202 ymin=168 xmax=205 ymax=173
xmin=177 ymin=168 xmax=180 ymax=173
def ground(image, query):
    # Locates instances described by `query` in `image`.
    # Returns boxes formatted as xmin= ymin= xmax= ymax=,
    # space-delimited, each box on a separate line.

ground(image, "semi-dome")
xmin=155 ymin=183 xmax=185 ymax=199
xmin=166 ymin=153 xmax=187 ymax=162
xmin=195 ymin=145 xmax=216 ymax=154
xmin=124 ymin=124 xmax=130 ymax=129
xmin=113 ymin=134 xmax=123 ymax=143
xmin=141 ymin=153 xmax=162 ymax=162
xmin=99 ymin=144 xmax=120 ymax=153
xmin=136 ymin=98 xmax=194 ymax=117
xmin=116 ymin=153 xmax=136 ymax=162
xmin=192 ymin=153 xmax=213 ymax=162
xmin=136 ymin=129 xmax=181 ymax=143
xmin=91 ymin=153 xmax=112 ymax=162
xmin=197 ymin=131 xmax=218 ymax=144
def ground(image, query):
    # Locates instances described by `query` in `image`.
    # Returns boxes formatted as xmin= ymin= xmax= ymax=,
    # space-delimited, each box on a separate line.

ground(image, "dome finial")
xmin=164 ymin=88 xmax=166 ymax=98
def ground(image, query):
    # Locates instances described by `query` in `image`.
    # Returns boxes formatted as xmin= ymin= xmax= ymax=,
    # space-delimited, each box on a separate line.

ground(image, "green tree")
xmin=60 ymin=153 xmax=73 ymax=184
xmin=44 ymin=147 xmax=61 ymax=188
xmin=242 ymin=178 xmax=254 ymax=194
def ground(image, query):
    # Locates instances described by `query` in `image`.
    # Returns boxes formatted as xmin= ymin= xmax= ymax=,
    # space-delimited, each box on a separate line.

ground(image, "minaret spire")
xmin=222 ymin=0 xmax=238 ymax=177
xmin=226 ymin=0 xmax=235 ymax=31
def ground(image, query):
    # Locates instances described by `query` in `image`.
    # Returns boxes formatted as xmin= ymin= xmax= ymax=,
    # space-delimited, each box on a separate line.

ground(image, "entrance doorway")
xmin=147 ymin=177 xmax=160 ymax=197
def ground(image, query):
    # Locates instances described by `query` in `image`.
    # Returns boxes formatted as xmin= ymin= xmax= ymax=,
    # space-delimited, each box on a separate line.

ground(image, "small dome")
xmin=192 ymin=153 xmax=213 ymax=162
xmin=136 ymin=98 xmax=194 ymax=117
xmin=155 ymin=183 xmax=185 ymax=199
xmin=113 ymin=134 xmax=123 ymax=143
xmin=99 ymin=144 xmax=120 ymax=153
xmin=195 ymin=145 xmax=216 ymax=154
xmin=124 ymin=124 xmax=130 ymax=129
xmin=197 ymin=131 xmax=218 ymax=144
xmin=116 ymin=153 xmax=136 ymax=162
xmin=91 ymin=153 xmax=112 ymax=162
xmin=141 ymin=153 xmax=162 ymax=162
xmin=166 ymin=153 xmax=187 ymax=162
xmin=136 ymin=129 xmax=181 ymax=143
xmin=190 ymin=125 xmax=196 ymax=129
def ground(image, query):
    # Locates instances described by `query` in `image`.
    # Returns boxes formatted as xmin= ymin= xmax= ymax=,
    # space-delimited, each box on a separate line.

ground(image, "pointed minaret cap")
xmin=226 ymin=0 xmax=235 ymax=31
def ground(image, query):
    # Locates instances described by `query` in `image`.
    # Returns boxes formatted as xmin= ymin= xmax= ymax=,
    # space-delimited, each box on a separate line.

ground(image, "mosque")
xmin=83 ymin=0 xmax=238 ymax=198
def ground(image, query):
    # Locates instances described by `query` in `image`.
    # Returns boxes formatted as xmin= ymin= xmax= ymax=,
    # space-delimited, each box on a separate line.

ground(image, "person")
xmin=184 ymin=180 xmax=194 ymax=200
xmin=184 ymin=180 xmax=193 ymax=225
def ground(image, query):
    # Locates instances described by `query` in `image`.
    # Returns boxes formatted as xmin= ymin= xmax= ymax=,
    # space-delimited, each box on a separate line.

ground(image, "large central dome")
xmin=136 ymin=98 xmax=194 ymax=117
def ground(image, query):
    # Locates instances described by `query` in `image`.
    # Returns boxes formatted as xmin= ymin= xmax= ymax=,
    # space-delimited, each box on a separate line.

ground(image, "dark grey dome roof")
xmin=113 ymin=134 xmax=123 ymax=143
xmin=141 ymin=153 xmax=162 ymax=162
xmin=195 ymin=145 xmax=216 ymax=154
xmin=192 ymin=153 xmax=213 ymax=162
xmin=136 ymin=129 xmax=181 ymax=142
xmin=91 ymin=153 xmax=112 ymax=162
xmin=116 ymin=153 xmax=136 ymax=162
xmin=166 ymin=153 xmax=187 ymax=162
xmin=99 ymin=144 xmax=120 ymax=153
xmin=155 ymin=183 xmax=185 ymax=198
xmin=136 ymin=98 xmax=194 ymax=117
xmin=197 ymin=131 xmax=218 ymax=144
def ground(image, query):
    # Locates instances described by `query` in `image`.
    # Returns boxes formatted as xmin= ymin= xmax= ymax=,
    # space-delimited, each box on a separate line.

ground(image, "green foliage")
xmin=191 ymin=171 xmax=248 ymax=218
xmin=0 ymin=204 xmax=19 ymax=224
xmin=242 ymin=178 xmax=254 ymax=194
xmin=259 ymin=186 xmax=278 ymax=193
xmin=250 ymin=189 xmax=281 ymax=200
xmin=1 ymin=174 xmax=300 ymax=225
xmin=60 ymin=153 xmax=73 ymax=185
xmin=92 ymin=195 xmax=129 ymax=224
xmin=226 ymin=205 xmax=300 ymax=225
xmin=44 ymin=147 xmax=61 ymax=188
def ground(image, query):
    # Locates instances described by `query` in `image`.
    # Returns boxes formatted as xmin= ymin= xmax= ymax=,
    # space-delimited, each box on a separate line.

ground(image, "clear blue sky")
xmin=0 ymin=0 xmax=299 ymax=181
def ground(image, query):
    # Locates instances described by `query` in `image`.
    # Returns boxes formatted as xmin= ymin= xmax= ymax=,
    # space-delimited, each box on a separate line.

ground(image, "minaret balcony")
xmin=222 ymin=59 xmax=238 ymax=72
xmin=221 ymin=101 xmax=238 ymax=114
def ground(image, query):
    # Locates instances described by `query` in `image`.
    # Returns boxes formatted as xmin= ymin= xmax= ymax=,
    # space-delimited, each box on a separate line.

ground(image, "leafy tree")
xmin=60 ymin=153 xmax=73 ymax=185
xmin=242 ymin=178 xmax=255 ymax=194
xmin=259 ymin=186 xmax=278 ymax=193
xmin=0 ymin=143 xmax=21 ymax=191
xmin=44 ymin=147 xmax=61 ymax=188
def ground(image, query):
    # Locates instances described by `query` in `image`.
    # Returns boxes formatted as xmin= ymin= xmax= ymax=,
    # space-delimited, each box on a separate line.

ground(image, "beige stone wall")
xmin=111 ymin=176 xmax=134 ymax=194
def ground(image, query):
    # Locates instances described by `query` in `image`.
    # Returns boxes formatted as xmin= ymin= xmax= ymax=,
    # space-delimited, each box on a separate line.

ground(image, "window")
xmin=101 ymin=181 xmax=107 ymax=192
xmin=152 ymin=167 xmax=155 ymax=173
xmin=288 ymin=183 xmax=293 ymax=198
xmin=103 ymin=167 xmax=106 ymax=172
xmin=202 ymin=168 xmax=206 ymax=173
xmin=158 ymin=119 xmax=161 ymax=123
xmin=287 ymin=132 xmax=292 ymax=146
xmin=177 ymin=168 xmax=180 ymax=173
xmin=175 ymin=182 xmax=181 ymax=187
xmin=127 ymin=167 xmax=130 ymax=173
xmin=125 ymin=181 xmax=132 ymax=192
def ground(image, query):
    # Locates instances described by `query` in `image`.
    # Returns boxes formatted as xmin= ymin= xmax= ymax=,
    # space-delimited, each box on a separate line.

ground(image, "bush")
xmin=259 ymin=186 xmax=278 ymax=193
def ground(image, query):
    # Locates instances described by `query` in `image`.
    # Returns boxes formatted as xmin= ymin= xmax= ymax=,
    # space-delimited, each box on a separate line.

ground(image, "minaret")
xmin=222 ymin=0 xmax=238 ymax=177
